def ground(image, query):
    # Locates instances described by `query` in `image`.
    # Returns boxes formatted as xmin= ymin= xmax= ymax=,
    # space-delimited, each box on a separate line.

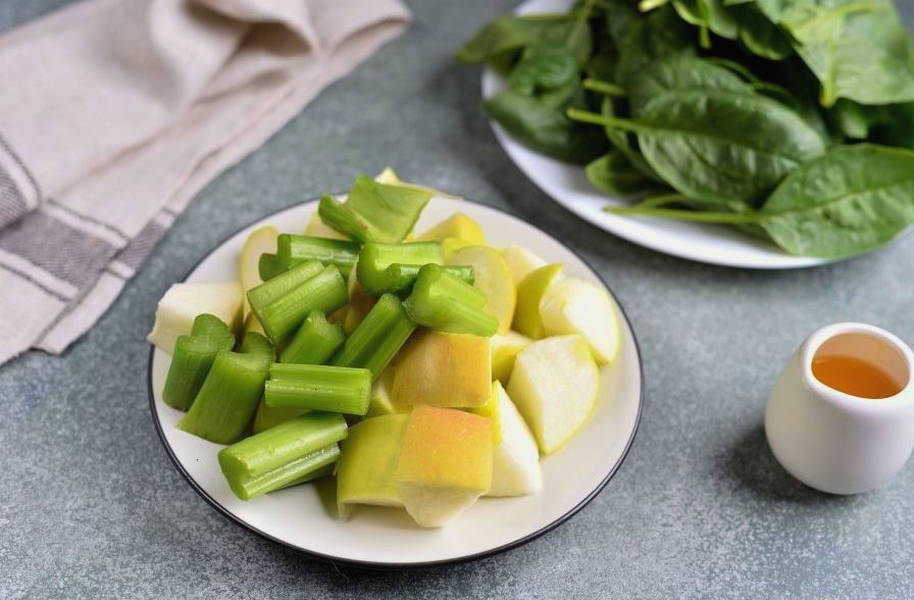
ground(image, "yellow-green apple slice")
xmin=147 ymin=282 xmax=242 ymax=354
xmin=365 ymin=370 xmax=408 ymax=417
xmin=304 ymin=211 xmax=351 ymax=240
xmin=539 ymin=278 xmax=621 ymax=364
xmin=238 ymin=225 xmax=278 ymax=319
xmin=391 ymin=330 xmax=491 ymax=408
xmin=337 ymin=413 xmax=410 ymax=517
xmin=416 ymin=213 xmax=486 ymax=246
xmin=502 ymin=244 xmax=546 ymax=285
xmin=479 ymin=382 xmax=542 ymax=497
xmin=507 ymin=335 xmax=599 ymax=455
xmin=446 ymin=245 xmax=516 ymax=334
xmin=490 ymin=331 xmax=532 ymax=384
xmin=512 ymin=263 xmax=563 ymax=339
xmin=395 ymin=406 xmax=493 ymax=527
xmin=344 ymin=259 xmax=377 ymax=334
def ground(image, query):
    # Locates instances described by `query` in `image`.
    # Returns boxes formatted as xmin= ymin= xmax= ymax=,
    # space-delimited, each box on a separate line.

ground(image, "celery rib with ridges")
xmin=178 ymin=332 xmax=274 ymax=444
xmin=403 ymin=264 xmax=499 ymax=337
xmin=318 ymin=175 xmax=433 ymax=243
xmin=265 ymin=363 xmax=372 ymax=415
xmin=249 ymin=263 xmax=348 ymax=342
xmin=357 ymin=241 xmax=475 ymax=295
xmin=249 ymin=260 xmax=323 ymax=309
xmin=332 ymin=293 xmax=416 ymax=380
xmin=280 ymin=310 xmax=346 ymax=365
xmin=276 ymin=234 xmax=359 ymax=278
xmin=162 ymin=314 xmax=235 ymax=411
xmin=219 ymin=412 xmax=348 ymax=500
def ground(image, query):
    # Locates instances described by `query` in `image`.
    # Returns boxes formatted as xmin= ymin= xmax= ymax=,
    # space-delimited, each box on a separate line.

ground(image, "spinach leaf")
xmin=600 ymin=97 xmax=662 ymax=181
xmin=733 ymin=4 xmax=794 ymax=60
xmin=759 ymin=144 xmax=914 ymax=257
xmin=674 ymin=0 xmax=740 ymax=41
xmin=509 ymin=42 xmax=579 ymax=96
xmin=626 ymin=55 xmax=750 ymax=116
xmin=604 ymin=1 xmax=695 ymax=87
xmin=574 ymin=89 xmax=825 ymax=205
xmin=585 ymin=151 xmax=654 ymax=195
xmin=484 ymin=91 xmax=606 ymax=164
xmin=758 ymin=0 xmax=914 ymax=106
xmin=456 ymin=14 xmax=591 ymax=67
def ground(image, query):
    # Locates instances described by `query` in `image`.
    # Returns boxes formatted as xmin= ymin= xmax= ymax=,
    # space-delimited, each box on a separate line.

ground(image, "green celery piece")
xmin=258 ymin=253 xmax=286 ymax=281
xmin=403 ymin=264 xmax=499 ymax=337
xmin=355 ymin=241 xmax=472 ymax=295
xmin=265 ymin=363 xmax=372 ymax=415
xmin=276 ymin=234 xmax=360 ymax=278
xmin=331 ymin=293 xmax=416 ymax=381
xmin=162 ymin=314 xmax=235 ymax=411
xmin=318 ymin=176 xmax=433 ymax=243
xmin=257 ymin=264 xmax=348 ymax=342
xmin=177 ymin=332 xmax=274 ymax=444
xmin=219 ymin=412 xmax=348 ymax=499
xmin=280 ymin=311 xmax=346 ymax=365
xmin=248 ymin=260 xmax=323 ymax=311
xmin=224 ymin=443 xmax=340 ymax=501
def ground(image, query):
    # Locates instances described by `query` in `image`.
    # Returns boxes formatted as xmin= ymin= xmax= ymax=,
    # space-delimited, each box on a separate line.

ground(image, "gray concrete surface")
xmin=2 ymin=1 xmax=914 ymax=598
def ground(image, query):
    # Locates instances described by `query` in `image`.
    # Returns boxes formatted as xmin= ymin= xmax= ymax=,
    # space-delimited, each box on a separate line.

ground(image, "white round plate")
xmin=482 ymin=0 xmax=830 ymax=270
xmin=148 ymin=197 xmax=642 ymax=567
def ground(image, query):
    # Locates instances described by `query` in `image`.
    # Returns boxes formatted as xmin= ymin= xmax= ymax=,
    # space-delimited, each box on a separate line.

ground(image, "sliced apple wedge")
xmin=490 ymin=331 xmax=532 ymax=384
xmin=344 ymin=260 xmax=378 ymax=334
xmin=513 ymin=263 xmax=563 ymax=339
xmin=147 ymin=282 xmax=242 ymax=354
xmin=337 ymin=413 xmax=410 ymax=517
xmin=304 ymin=211 xmax=350 ymax=240
xmin=447 ymin=245 xmax=516 ymax=334
xmin=416 ymin=213 xmax=486 ymax=246
xmin=395 ymin=406 xmax=492 ymax=528
xmin=480 ymin=382 xmax=542 ymax=497
xmin=390 ymin=330 xmax=491 ymax=408
xmin=539 ymin=278 xmax=620 ymax=364
xmin=508 ymin=335 xmax=599 ymax=455
xmin=238 ymin=226 xmax=278 ymax=319
xmin=502 ymin=244 xmax=546 ymax=285
xmin=365 ymin=370 xmax=408 ymax=417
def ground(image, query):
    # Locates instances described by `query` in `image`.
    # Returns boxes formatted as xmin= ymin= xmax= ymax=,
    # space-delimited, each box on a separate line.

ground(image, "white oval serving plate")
xmin=148 ymin=196 xmax=642 ymax=567
xmin=481 ymin=0 xmax=830 ymax=270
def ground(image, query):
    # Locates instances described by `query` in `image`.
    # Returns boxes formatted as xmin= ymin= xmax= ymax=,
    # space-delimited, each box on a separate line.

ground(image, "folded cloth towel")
xmin=0 ymin=0 xmax=410 ymax=365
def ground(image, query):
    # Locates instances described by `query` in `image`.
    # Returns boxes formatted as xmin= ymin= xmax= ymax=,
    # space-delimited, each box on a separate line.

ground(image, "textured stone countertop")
xmin=3 ymin=1 xmax=914 ymax=598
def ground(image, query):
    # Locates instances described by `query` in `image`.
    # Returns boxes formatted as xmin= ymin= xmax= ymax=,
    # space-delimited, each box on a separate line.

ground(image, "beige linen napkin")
xmin=0 ymin=0 xmax=411 ymax=365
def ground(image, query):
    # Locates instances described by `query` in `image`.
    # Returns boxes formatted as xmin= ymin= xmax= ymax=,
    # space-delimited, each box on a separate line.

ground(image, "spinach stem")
xmin=605 ymin=206 xmax=760 ymax=224
xmin=638 ymin=0 xmax=670 ymax=11
xmin=636 ymin=193 xmax=688 ymax=208
xmin=567 ymin=108 xmax=643 ymax=132
xmin=568 ymin=0 xmax=597 ymax=45
xmin=583 ymin=78 xmax=626 ymax=97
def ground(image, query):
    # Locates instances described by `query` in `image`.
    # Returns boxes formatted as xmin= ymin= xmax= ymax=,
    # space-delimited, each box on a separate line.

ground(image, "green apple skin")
xmin=513 ymin=263 xmax=563 ymax=339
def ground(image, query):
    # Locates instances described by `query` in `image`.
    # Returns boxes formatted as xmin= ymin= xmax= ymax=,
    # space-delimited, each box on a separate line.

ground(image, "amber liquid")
xmin=812 ymin=354 xmax=902 ymax=399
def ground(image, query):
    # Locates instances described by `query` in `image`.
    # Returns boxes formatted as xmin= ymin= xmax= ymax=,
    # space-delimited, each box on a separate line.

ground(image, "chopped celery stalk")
xmin=258 ymin=253 xmax=286 ymax=281
xmin=252 ymin=397 xmax=308 ymax=434
xmin=318 ymin=176 xmax=432 ymax=243
xmin=218 ymin=411 xmax=348 ymax=495
xmin=223 ymin=443 xmax=340 ymax=501
xmin=403 ymin=264 xmax=499 ymax=337
xmin=276 ymin=234 xmax=360 ymax=278
xmin=255 ymin=264 xmax=349 ymax=342
xmin=356 ymin=241 xmax=475 ymax=295
xmin=332 ymin=294 xmax=416 ymax=381
xmin=162 ymin=314 xmax=235 ymax=411
xmin=249 ymin=260 xmax=323 ymax=310
xmin=280 ymin=311 xmax=346 ymax=364
xmin=177 ymin=332 xmax=274 ymax=444
xmin=265 ymin=363 xmax=372 ymax=415
xmin=279 ymin=462 xmax=335 ymax=490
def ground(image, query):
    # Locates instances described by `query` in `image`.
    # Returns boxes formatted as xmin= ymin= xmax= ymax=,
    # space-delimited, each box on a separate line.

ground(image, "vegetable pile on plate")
xmin=459 ymin=0 xmax=914 ymax=260
xmin=148 ymin=169 xmax=621 ymax=528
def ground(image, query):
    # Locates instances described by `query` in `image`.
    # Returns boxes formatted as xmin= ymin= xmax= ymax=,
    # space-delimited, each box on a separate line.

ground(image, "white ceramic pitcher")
xmin=766 ymin=322 xmax=914 ymax=495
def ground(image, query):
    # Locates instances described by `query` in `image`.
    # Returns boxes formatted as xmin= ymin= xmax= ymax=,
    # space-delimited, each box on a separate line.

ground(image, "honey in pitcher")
xmin=812 ymin=354 xmax=903 ymax=399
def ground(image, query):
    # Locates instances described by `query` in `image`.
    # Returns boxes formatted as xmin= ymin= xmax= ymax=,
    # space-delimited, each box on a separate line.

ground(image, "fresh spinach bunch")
xmin=458 ymin=0 xmax=914 ymax=259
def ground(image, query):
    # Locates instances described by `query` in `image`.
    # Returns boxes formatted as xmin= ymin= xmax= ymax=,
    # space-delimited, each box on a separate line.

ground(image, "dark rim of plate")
xmin=146 ymin=196 xmax=645 ymax=570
